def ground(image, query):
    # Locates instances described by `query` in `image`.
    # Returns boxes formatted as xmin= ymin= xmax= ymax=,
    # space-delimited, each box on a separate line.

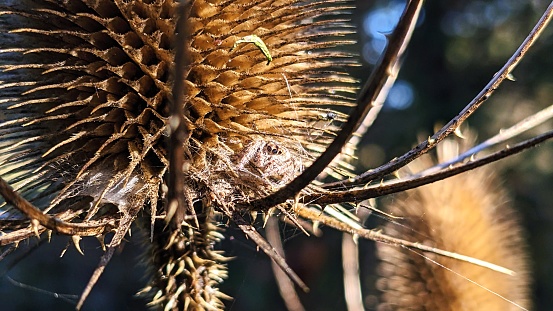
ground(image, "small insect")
xmin=231 ymin=34 xmax=272 ymax=65
xmin=318 ymin=112 xmax=337 ymax=121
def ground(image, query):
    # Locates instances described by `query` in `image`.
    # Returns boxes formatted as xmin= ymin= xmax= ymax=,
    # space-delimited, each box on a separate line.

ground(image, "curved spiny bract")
xmin=0 ymin=0 xmax=358 ymax=309
xmin=376 ymin=134 xmax=530 ymax=311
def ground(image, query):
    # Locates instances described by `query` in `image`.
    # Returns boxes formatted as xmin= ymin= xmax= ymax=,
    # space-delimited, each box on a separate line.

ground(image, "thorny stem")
xmin=307 ymin=130 xmax=553 ymax=205
xmin=0 ymin=177 xmax=112 ymax=243
xmin=247 ymin=0 xmax=425 ymax=210
xmin=297 ymin=207 xmax=516 ymax=276
xmin=323 ymin=0 xmax=553 ymax=189
xmin=420 ymin=103 xmax=553 ymax=176
xmin=167 ymin=0 xmax=195 ymax=228
xmin=0 ymin=210 xmax=109 ymax=246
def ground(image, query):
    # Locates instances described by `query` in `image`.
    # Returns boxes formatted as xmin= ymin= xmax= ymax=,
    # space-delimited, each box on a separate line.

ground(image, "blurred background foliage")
xmin=1 ymin=0 xmax=553 ymax=310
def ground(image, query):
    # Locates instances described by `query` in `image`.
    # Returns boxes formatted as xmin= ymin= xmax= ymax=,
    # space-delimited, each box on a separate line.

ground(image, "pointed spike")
xmin=96 ymin=234 xmax=106 ymax=252
xmin=72 ymin=235 xmax=84 ymax=255
xmin=200 ymin=298 xmax=215 ymax=310
xmin=183 ymin=296 xmax=191 ymax=311
xmin=427 ymin=136 xmax=436 ymax=144
xmin=59 ymin=245 xmax=68 ymax=258
xmin=263 ymin=209 xmax=274 ymax=227
xmin=46 ymin=230 xmax=52 ymax=242
xmin=454 ymin=127 xmax=466 ymax=139
xmin=174 ymin=259 xmax=185 ymax=276
xmin=506 ymin=73 xmax=517 ymax=81
xmin=251 ymin=211 xmax=258 ymax=222
xmin=174 ymin=283 xmax=186 ymax=297
xmin=312 ymin=221 xmax=321 ymax=235
xmin=166 ymin=261 xmax=175 ymax=275
xmin=153 ymin=289 xmax=163 ymax=301
xmin=164 ymin=295 xmax=176 ymax=311
xmin=165 ymin=199 xmax=178 ymax=224
xmin=30 ymin=219 xmax=40 ymax=237
xmin=216 ymin=291 xmax=233 ymax=300
xmin=164 ymin=231 xmax=179 ymax=250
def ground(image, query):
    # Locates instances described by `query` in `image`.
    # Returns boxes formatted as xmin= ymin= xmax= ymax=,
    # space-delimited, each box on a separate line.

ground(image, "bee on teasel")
xmin=0 ymin=0 xmax=358 ymax=309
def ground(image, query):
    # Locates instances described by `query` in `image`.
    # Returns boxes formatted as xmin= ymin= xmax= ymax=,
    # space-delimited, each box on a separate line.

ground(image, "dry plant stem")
xmin=0 ymin=210 xmax=92 ymax=246
xmin=266 ymin=218 xmax=305 ymax=311
xmin=168 ymin=0 xmax=194 ymax=228
xmin=324 ymin=0 xmax=553 ymax=189
xmin=0 ymin=177 xmax=109 ymax=241
xmin=297 ymin=207 xmax=515 ymax=276
xmin=0 ymin=245 xmax=16 ymax=262
xmin=421 ymin=103 xmax=553 ymax=175
xmin=342 ymin=235 xmax=364 ymax=311
xmin=247 ymin=0 xmax=425 ymax=209
xmin=310 ymin=130 xmax=553 ymax=205
xmin=0 ymin=229 xmax=47 ymax=247
xmin=228 ymin=210 xmax=309 ymax=292
xmin=76 ymin=213 xmax=136 ymax=310
xmin=6 ymin=276 xmax=78 ymax=305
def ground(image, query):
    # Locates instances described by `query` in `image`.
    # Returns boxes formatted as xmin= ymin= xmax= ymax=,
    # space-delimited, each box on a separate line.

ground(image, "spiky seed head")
xmin=376 ymin=133 xmax=530 ymax=310
xmin=0 ymin=0 xmax=358 ymax=309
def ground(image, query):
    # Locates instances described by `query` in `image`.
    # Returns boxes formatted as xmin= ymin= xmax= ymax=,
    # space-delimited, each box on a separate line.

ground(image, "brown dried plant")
xmin=0 ymin=0 xmax=552 ymax=310
xmin=376 ymin=132 xmax=530 ymax=310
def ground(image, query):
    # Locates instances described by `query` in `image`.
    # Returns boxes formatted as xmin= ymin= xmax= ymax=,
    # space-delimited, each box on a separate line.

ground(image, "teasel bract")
xmin=0 ymin=0 xmax=358 ymax=309
xmin=376 ymin=133 xmax=530 ymax=311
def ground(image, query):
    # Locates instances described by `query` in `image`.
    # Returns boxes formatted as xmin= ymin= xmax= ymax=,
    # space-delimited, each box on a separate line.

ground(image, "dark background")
xmin=1 ymin=1 xmax=553 ymax=310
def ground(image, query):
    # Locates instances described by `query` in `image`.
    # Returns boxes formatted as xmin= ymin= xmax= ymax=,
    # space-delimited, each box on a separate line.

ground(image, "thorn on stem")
xmin=30 ymin=219 xmax=40 ymax=238
xmin=72 ymin=235 xmax=84 ymax=255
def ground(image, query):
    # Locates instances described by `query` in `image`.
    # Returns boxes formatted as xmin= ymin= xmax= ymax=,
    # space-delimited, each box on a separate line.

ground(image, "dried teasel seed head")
xmin=376 ymin=132 xmax=530 ymax=311
xmin=0 ymin=0 xmax=359 ymax=310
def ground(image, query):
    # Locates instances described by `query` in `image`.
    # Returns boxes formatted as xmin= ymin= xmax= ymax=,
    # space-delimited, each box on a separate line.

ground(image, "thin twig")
xmin=323 ymin=0 xmax=553 ymax=189
xmin=246 ymin=0 xmax=425 ymax=209
xmin=308 ymin=130 xmax=553 ymax=205
xmin=230 ymin=212 xmax=309 ymax=292
xmin=342 ymin=234 xmax=364 ymax=311
xmin=76 ymin=213 xmax=136 ymax=310
xmin=6 ymin=276 xmax=78 ymax=305
xmin=266 ymin=217 xmax=305 ymax=311
xmin=420 ymin=103 xmax=553 ymax=175
xmin=297 ymin=207 xmax=515 ymax=276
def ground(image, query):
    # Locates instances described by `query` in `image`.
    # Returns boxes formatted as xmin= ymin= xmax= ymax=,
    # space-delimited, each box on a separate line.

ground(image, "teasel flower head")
xmin=0 ymin=0 xmax=357 ymax=309
xmin=376 ymin=131 xmax=531 ymax=311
